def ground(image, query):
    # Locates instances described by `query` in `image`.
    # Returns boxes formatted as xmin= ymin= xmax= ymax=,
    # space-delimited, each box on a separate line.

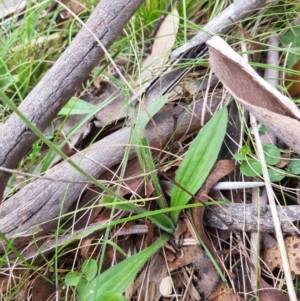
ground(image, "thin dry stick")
xmin=250 ymin=115 xmax=297 ymax=301
xmin=250 ymin=34 xmax=280 ymax=292
xmin=240 ymin=40 xmax=262 ymax=295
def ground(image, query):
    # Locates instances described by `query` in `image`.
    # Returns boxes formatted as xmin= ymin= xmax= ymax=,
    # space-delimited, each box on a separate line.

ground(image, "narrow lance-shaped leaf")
xmin=171 ymin=106 xmax=228 ymax=223
xmin=79 ymin=233 xmax=170 ymax=301
xmin=102 ymin=195 xmax=174 ymax=234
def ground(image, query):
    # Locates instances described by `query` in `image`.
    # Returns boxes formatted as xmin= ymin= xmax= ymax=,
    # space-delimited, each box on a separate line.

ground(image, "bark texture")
xmin=0 ymin=97 xmax=221 ymax=250
xmin=0 ymin=0 xmax=145 ymax=198
xmin=204 ymin=203 xmax=300 ymax=234
xmin=171 ymin=0 xmax=267 ymax=59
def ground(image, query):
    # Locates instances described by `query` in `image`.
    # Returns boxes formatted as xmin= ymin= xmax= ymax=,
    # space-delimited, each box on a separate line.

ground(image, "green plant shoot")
xmin=171 ymin=106 xmax=228 ymax=223
xmin=79 ymin=234 xmax=169 ymax=301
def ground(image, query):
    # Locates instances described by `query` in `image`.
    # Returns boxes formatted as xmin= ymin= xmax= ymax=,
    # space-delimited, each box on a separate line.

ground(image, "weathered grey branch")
xmin=171 ymin=0 xmax=267 ymax=59
xmin=204 ymin=203 xmax=300 ymax=234
xmin=0 ymin=0 xmax=269 ymax=200
xmin=0 ymin=97 xmax=221 ymax=249
xmin=0 ymin=0 xmax=270 ymax=250
xmin=0 ymin=0 xmax=145 ymax=199
xmin=6 ymin=202 xmax=299 ymax=267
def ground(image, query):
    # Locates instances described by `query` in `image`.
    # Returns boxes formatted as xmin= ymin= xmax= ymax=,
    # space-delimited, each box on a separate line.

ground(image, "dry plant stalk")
xmin=207 ymin=34 xmax=298 ymax=301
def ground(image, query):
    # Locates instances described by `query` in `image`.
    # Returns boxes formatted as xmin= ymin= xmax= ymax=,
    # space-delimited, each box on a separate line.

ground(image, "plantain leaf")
xmin=171 ymin=106 xmax=228 ymax=223
xmin=79 ymin=234 xmax=169 ymax=301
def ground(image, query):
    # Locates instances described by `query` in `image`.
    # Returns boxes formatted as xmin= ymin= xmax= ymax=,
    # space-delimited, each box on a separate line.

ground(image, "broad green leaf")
xmin=171 ymin=106 xmax=228 ymax=223
xmin=82 ymin=259 xmax=97 ymax=281
xmin=65 ymin=271 xmax=82 ymax=286
xmin=102 ymin=196 xmax=174 ymax=234
xmin=79 ymin=234 xmax=169 ymax=301
xmin=258 ymin=124 xmax=268 ymax=134
xmin=281 ymin=26 xmax=300 ymax=68
xmin=76 ymin=278 xmax=89 ymax=295
xmin=268 ymin=167 xmax=285 ymax=182
xmin=232 ymin=153 xmax=246 ymax=161
xmin=58 ymin=97 xmax=97 ymax=116
xmin=240 ymin=159 xmax=262 ymax=177
xmin=263 ymin=144 xmax=280 ymax=165
xmin=287 ymin=159 xmax=300 ymax=175
xmin=95 ymin=292 xmax=127 ymax=301
xmin=240 ymin=160 xmax=285 ymax=182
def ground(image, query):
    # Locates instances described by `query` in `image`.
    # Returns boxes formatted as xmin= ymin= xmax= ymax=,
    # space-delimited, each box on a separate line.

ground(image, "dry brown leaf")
xmin=60 ymin=0 xmax=86 ymax=19
xmin=138 ymin=7 xmax=179 ymax=84
xmin=262 ymin=236 xmax=300 ymax=276
xmin=168 ymin=245 xmax=219 ymax=298
xmin=208 ymin=282 xmax=246 ymax=301
xmin=73 ymin=158 xmax=145 ymax=230
xmin=114 ymin=158 xmax=144 ymax=197
xmin=133 ymin=252 xmax=168 ymax=301
xmin=32 ymin=274 xmax=55 ymax=301
xmin=71 ymin=186 xmax=103 ymax=230
xmin=79 ymin=236 xmax=95 ymax=261
xmin=258 ymin=278 xmax=289 ymax=301
xmin=192 ymin=160 xmax=235 ymax=272
xmin=93 ymin=80 xmax=127 ymax=127
xmin=0 ymin=270 xmax=28 ymax=294
xmin=207 ymin=35 xmax=300 ymax=154
xmin=276 ymin=152 xmax=291 ymax=168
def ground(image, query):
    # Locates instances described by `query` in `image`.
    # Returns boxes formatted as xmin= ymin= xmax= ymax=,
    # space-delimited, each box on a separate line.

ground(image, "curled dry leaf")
xmin=138 ymin=7 xmax=179 ymax=85
xmin=258 ymin=278 xmax=289 ymax=301
xmin=207 ymin=281 xmax=246 ymax=301
xmin=207 ymin=35 xmax=300 ymax=154
xmin=167 ymin=245 xmax=219 ymax=299
xmin=192 ymin=160 xmax=235 ymax=272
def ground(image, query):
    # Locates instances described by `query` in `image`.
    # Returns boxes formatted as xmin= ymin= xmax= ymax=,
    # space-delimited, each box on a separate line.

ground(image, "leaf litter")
xmin=3 ymin=1 xmax=300 ymax=301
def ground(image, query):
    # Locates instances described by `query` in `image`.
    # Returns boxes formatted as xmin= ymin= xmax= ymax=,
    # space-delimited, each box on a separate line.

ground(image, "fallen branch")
xmin=0 ymin=0 xmax=268 ymax=199
xmin=204 ymin=203 xmax=300 ymax=234
xmin=0 ymin=96 xmax=221 ymax=251
xmin=171 ymin=0 xmax=267 ymax=58
xmin=0 ymin=0 xmax=146 ymax=198
xmin=6 ymin=202 xmax=298 ymax=268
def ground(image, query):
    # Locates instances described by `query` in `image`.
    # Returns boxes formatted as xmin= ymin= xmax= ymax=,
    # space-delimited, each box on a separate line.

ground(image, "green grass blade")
xmin=102 ymin=196 xmax=174 ymax=234
xmin=140 ymin=137 xmax=168 ymax=209
xmin=58 ymin=97 xmax=97 ymax=116
xmin=79 ymin=233 xmax=169 ymax=301
xmin=171 ymin=106 xmax=228 ymax=223
xmin=134 ymin=95 xmax=168 ymax=137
